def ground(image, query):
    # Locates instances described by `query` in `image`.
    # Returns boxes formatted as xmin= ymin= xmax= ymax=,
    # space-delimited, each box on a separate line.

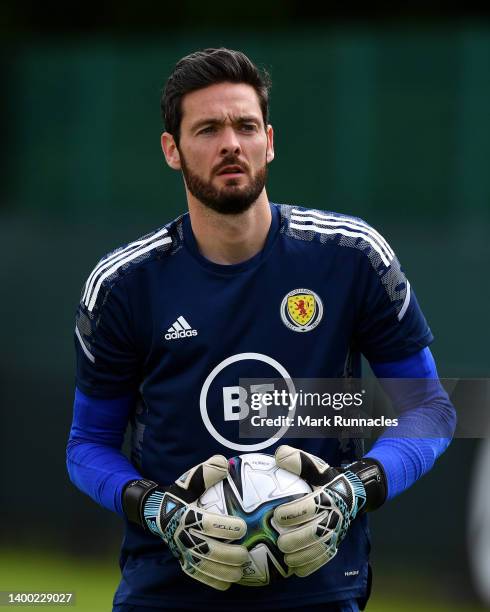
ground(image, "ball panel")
xmin=198 ymin=479 xmax=227 ymax=514
xmin=197 ymin=452 xmax=311 ymax=586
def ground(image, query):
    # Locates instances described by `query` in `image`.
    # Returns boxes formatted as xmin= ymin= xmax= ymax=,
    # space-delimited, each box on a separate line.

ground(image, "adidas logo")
xmin=165 ymin=316 xmax=198 ymax=340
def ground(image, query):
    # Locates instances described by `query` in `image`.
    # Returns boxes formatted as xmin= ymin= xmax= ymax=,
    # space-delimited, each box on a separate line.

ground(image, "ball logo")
xmin=200 ymin=353 xmax=296 ymax=452
xmin=281 ymin=288 xmax=323 ymax=332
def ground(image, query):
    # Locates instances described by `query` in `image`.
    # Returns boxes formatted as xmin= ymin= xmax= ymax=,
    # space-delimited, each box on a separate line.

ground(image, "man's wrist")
xmin=344 ymin=458 xmax=387 ymax=512
xmin=122 ymin=479 xmax=159 ymax=527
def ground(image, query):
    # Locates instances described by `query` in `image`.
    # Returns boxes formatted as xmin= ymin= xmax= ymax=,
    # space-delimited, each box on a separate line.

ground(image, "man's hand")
xmin=123 ymin=455 xmax=248 ymax=591
xmin=273 ymin=446 xmax=386 ymax=577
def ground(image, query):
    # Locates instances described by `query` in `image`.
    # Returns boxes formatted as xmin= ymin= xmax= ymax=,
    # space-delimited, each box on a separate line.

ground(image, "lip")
xmin=218 ymin=172 xmax=244 ymax=179
xmin=217 ymin=165 xmax=245 ymax=175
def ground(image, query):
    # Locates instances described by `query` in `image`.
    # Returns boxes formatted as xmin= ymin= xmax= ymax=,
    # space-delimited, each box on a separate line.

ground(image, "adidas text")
xmin=165 ymin=329 xmax=198 ymax=340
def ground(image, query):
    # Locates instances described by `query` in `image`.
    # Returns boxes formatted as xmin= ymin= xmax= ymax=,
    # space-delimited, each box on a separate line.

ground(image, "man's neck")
xmin=187 ymin=192 xmax=272 ymax=265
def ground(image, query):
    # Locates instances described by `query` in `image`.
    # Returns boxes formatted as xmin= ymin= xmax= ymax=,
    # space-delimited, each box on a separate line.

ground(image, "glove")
xmin=122 ymin=455 xmax=248 ymax=591
xmin=272 ymin=446 xmax=386 ymax=577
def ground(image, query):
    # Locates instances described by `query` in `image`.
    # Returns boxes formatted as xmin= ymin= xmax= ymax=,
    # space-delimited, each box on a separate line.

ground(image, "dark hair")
xmin=161 ymin=48 xmax=271 ymax=145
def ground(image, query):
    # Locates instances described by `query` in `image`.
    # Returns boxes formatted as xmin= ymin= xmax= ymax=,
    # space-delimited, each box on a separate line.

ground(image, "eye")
xmin=241 ymin=123 xmax=257 ymax=132
xmin=199 ymin=126 xmax=217 ymax=134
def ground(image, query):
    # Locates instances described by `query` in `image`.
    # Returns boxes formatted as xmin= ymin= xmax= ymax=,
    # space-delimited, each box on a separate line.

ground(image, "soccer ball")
xmin=198 ymin=452 xmax=311 ymax=586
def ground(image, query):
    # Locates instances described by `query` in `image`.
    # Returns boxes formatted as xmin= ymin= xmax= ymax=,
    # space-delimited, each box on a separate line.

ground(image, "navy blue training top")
xmin=74 ymin=203 xmax=433 ymax=610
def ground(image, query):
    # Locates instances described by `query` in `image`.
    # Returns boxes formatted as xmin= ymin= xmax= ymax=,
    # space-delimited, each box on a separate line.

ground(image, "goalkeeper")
xmin=67 ymin=48 xmax=456 ymax=611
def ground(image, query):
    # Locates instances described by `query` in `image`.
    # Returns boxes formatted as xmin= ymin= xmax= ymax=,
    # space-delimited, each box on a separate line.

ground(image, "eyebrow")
xmin=190 ymin=115 xmax=261 ymax=131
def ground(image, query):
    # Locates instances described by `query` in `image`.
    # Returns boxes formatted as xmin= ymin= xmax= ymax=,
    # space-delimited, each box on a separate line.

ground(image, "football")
xmin=198 ymin=452 xmax=311 ymax=586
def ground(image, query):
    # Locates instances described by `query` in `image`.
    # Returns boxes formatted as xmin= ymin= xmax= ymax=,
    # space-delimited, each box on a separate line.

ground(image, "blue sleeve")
xmin=66 ymin=388 xmax=142 ymax=516
xmin=365 ymin=347 xmax=456 ymax=500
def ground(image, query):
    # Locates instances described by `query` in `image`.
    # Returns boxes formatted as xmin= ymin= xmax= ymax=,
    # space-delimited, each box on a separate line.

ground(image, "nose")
xmin=219 ymin=126 xmax=241 ymax=156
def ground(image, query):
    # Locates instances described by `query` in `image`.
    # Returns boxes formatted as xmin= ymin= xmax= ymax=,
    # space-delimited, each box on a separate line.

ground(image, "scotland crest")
xmin=280 ymin=288 xmax=323 ymax=332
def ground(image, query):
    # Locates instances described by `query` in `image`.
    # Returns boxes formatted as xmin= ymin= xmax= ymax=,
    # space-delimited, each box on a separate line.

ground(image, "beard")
xmin=180 ymin=153 xmax=268 ymax=216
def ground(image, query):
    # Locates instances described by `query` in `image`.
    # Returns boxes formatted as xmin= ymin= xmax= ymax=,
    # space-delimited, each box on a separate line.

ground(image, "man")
xmin=67 ymin=48 xmax=456 ymax=611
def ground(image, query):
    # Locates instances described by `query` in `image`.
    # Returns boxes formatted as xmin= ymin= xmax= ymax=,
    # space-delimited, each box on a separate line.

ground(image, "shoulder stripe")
xmin=397 ymin=280 xmax=411 ymax=321
xmin=75 ymin=324 xmax=95 ymax=363
xmin=85 ymin=236 xmax=172 ymax=312
xmin=82 ymin=227 xmax=169 ymax=304
xmin=291 ymin=209 xmax=394 ymax=259
xmin=289 ymin=221 xmax=393 ymax=267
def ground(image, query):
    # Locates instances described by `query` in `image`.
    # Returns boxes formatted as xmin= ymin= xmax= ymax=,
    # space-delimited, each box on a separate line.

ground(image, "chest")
xmin=136 ymin=245 xmax=361 ymax=380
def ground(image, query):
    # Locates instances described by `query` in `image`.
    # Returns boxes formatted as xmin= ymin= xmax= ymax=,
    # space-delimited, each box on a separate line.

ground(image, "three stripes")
xmin=82 ymin=227 xmax=172 ymax=312
xmin=290 ymin=208 xmax=395 ymax=267
xmin=290 ymin=209 xmax=409 ymax=320
xmin=168 ymin=316 xmax=192 ymax=333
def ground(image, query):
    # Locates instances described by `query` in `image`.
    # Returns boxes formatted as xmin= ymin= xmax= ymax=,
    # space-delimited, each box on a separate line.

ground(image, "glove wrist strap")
xmin=347 ymin=458 xmax=387 ymax=512
xmin=122 ymin=479 xmax=159 ymax=527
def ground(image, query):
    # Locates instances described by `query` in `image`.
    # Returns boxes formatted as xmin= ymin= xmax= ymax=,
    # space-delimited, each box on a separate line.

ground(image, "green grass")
xmin=368 ymin=569 xmax=486 ymax=612
xmin=0 ymin=550 xmax=119 ymax=612
xmin=0 ymin=549 xmax=486 ymax=611
xmin=368 ymin=595 xmax=485 ymax=612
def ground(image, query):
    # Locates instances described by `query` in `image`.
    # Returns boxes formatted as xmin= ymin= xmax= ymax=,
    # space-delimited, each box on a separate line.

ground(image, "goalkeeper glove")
xmin=273 ymin=445 xmax=386 ymax=577
xmin=123 ymin=455 xmax=248 ymax=591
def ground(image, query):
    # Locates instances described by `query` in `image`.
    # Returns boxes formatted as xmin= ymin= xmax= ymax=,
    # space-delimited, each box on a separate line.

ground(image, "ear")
xmin=161 ymin=132 xmax=181 ymax=170
xmin=266 ymin=124 xmax=275 ymax=164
